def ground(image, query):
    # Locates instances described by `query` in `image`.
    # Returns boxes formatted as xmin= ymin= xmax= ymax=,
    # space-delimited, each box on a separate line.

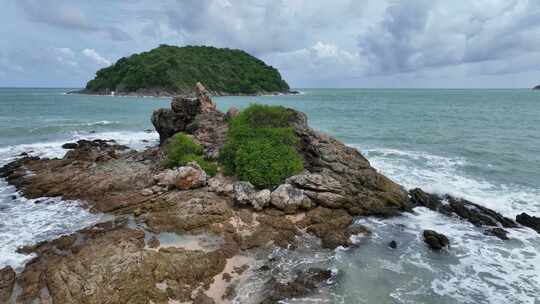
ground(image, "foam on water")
xmin=359 ymin=146 xmax=540 ymax=217
xmin=0 ymin=130 xmax=158 ymax=270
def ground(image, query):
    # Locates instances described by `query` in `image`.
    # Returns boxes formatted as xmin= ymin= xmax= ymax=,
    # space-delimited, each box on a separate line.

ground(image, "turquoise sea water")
xmin=1 ymin=88 xmax=539 ymax=303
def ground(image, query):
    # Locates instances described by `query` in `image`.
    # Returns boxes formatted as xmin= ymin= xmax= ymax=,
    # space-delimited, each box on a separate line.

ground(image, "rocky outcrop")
xmin=151 ymin=82 xmax=227 ymax=158
xmin=533 ymin=84 xmax=540 ymax=90
xmin=423 ymin=230 xmax=449 ymax=251
xmin=285 ymin=111 xmax=411 ymax=216
xmin=261 ymin=268 xmax=333 ymax=303
xmin=299 ymin=207 xmax=371 ymax=249
xmin=12 ymin=221 xmax=229 ymax=304
xmin=409 ymin=188 xmax=517 ymax=239
xmin=0 ymin=266 xmax=15 ymax=303
xmin=516 ymin=212 xmax=540 ymax=234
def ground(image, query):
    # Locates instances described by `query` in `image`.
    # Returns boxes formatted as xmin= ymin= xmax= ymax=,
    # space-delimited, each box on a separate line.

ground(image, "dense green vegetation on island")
xmin=220 ymin=104 xmax=304 ymax=188
xmin=82 ymin=45 xmax=291 ymax=95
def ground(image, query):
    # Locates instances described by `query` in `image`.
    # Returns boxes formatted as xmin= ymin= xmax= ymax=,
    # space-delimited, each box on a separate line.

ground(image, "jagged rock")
xmin=287 ymin=110 xmax=411 ymax=216
xmin=270 ymin=184 xmax=312 ymax=213
xmin=151 ymin=83 xmax=227 ymax=158
xmin=225 ymin=107 xmax=240 ymax=120
xmin=262 ymin=268 xmax=333 ymax=303
xmin=0 ymin=266 xmax=16 ymax=304
xmin=516 ymin=213 xmax=540 ymax=234
xmin=64 ymin=139 xmax=129 ymax=162
xmin=423 ymin=230 xmax=449 ymax=251
xmin=154 ymin=162 xmax=207 ymax=190
xmin=410 ymin=188 xmax=517 ymax=230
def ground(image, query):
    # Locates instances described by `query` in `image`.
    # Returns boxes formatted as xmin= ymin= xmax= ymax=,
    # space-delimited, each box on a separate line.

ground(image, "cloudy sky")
xmin=1 ymin=0 xmax=540 ymax=88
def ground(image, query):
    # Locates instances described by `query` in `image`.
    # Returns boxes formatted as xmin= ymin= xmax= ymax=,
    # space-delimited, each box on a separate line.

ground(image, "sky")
xmin=1 ymin=0 xmax=540 ymax=88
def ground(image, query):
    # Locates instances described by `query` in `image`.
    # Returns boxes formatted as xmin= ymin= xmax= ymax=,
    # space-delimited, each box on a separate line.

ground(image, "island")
xmin=533 ymin=84 xmax=540 ymax=90
xmin=74 ymin=45 xmax=293 ymax=96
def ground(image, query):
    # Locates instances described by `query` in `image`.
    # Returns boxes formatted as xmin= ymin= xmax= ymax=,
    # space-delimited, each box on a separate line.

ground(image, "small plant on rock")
xmin=219 ymin=104 xmax=304 ymax=188
xmin=166 ymin=133 xmax=217 ymax=176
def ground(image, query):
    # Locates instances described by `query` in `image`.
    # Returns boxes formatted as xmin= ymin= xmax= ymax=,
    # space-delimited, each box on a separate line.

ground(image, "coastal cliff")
xmin=1 ymin=83 xmax=539 ymax=303
xmin=76 ymin=45 xmax=292 ymax=97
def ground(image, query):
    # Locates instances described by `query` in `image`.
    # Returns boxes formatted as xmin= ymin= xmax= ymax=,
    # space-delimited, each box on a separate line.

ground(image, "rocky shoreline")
xmin=68 ymin=87 xmax=300 ymax=98
xmin=1 ymin=83 xmax=539 ymax=303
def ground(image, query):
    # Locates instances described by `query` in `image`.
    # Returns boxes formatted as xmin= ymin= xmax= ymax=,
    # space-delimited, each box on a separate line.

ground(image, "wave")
xmin=354 ymin=146 xmax=540 ymax=217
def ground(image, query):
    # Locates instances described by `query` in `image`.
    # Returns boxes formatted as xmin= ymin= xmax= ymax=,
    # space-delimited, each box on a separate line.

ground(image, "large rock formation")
xmin=151 ymin=82 xmax=227 ymax=158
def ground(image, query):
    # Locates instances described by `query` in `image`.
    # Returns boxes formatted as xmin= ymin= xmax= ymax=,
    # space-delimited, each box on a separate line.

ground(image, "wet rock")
xmin=63 ymin=139 xmax=129 ymax=162
xmin=410 ymin=188 xmax=517 ymax=229
xmin=61 ymin=142 xmax=78 ymax=149
xmin=0 ymin=266 xmax=16 ymax=303
xmin=263 ymin=268 xmax=333 ymax=303
xmin=423 ymin=230 xmax=449 ymax=251
xmin=484 ymin=227 xmax=510 ymax=240
xmin=388 ymin=240 xmax=398 ymax=249
xmin=299 ymin=207 xmax=370 ymax=249
xmin=270 ymin=184 xmax=312 ymax=213
xmin=14 ymin=222 xmax=227 ymax=304
xmin=147 ymin=236 xmax=160 ymax=248
xmin=516 ymin=212 xmax=540 ymax=234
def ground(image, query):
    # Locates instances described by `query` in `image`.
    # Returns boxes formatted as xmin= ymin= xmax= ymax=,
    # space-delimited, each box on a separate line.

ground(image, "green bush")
xmin=166 ymin=133 xmax=217 ymax=176
xmin=219 ymin=104 xmax=304 ymax=188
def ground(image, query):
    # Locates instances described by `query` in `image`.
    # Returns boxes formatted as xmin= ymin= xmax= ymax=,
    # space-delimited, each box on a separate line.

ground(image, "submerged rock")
xmin=388 ymin=240 xmax=398 ymax=249
xmin=423 ymin=230 xmax=449 ymax=251
xmin=516 ymin=212 xmax=540 ymax=234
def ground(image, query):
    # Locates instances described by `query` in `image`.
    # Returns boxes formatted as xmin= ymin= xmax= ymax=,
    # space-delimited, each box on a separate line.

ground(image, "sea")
xmin=0 ymin=88 xmax=539 ymax=304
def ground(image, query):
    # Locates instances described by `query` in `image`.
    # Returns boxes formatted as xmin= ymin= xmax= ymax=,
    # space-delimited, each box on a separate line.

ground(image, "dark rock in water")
xmin=423 ymin=230 xmax=449 ymax=251
xmin=0 ymin=266 xmax=16 ymax=303
xmin=484 ymin=227 xmax=510 ymax=240
xmin=18 ymin=152 xmax=29 ymax=157
xmin=62 ymin=142 xmax=78 ymax=149
xmin=533 ymin=85 xmax=540 ymax=90
xmin=388 ymin=240 xmax=398 ymax=249
xmin=263 ymin=268 xmax=333 ymax=303
xmin=410 ymin=188 xmax=517 ymax=230
xmin=516 ymin=213 xmax=540 ymax=234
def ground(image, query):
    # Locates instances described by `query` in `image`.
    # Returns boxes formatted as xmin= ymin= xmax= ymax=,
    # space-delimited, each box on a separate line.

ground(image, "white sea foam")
xmin=357 ymin=146 xmax=540 ymax=217
xmin=0 ymin=129 xmax=158 ymax=270
xmin=353 ymin=208 xmax=540 ymax=304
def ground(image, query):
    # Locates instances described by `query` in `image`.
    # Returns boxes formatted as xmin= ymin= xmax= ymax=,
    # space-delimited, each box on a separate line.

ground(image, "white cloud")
xmin=82 ymin=48 xmax=111 ymax=66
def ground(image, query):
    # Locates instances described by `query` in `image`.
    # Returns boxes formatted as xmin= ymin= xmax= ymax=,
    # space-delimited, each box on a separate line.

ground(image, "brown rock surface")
xmin=0 ymin=266 xmax=16 ymax=303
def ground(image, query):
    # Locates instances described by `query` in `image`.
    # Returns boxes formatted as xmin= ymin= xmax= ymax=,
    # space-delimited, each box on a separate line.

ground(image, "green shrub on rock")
xmin=219 ymin=104 xmax=304 ymax=188
xmin=166 ymin=133 xmax=217 ymax=176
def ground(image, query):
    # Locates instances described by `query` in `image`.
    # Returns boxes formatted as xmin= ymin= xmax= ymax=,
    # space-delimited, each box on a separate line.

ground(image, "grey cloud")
xmin=358 ymin=0 xmax=540 ymax=76
xmin=17 ymin=0 xmax=132 ymax=41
